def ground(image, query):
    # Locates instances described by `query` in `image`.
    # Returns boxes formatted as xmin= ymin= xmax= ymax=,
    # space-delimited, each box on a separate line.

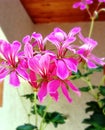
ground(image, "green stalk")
xmin=34 ymin=91 xmax=38 ymax=127
xmin=99 ymin=75 xmax=105 ymax=87
xmin=39 ymin=98 xmax=52 ymax=130
xmin=85 ymin=6 xmax=95 ymax=38
xmin=88 ymin=17 xmax=95 ymax=38
xmin=81 ymin=77 xmax=98 ymax=99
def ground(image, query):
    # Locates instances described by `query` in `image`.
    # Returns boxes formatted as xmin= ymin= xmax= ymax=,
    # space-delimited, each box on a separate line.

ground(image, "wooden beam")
xmin=0 ymin=81 xmax=3 ymax=107
xmin=20 ymin=0 xmax=105 ymax=23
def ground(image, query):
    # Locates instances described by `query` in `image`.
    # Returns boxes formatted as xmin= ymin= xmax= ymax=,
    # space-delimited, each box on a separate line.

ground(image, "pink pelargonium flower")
xmin=47 ymin=78 xmax=81 ymax=103
xmin=31 ymin=32 xmax=47 ymax=51
xmin=28 ymin=53 xmax=57 ymax=102
xmin=73 ymin=0 xmax=93 ymax=10
xmin=28 ymin=53 xmax=56 ymax=78
xmin=47 ymin=27 xmax=80 ymax=80
xmin=22 ymin=32 xmax=47 ymax=52
xmin=28 ymin=53 xmax=80 ymax=102
xmin=77 ymin=34 xmax=105 ymax=68
xmin=98 ymin=0 xmax=105 ymax=2
xmin=47 ymin=27 xmax=81 ymax=56
xmin=0 ymin=40 xmax=29 ymax=86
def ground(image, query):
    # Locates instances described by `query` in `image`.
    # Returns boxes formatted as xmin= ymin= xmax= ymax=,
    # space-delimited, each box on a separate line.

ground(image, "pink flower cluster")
xmin=73 ymin=0 xmax=93 ymax=10
xmin=0 ymin=27 xmax=104 ymax=102
xmin=73 ymin=0 xmax=105 ymax=10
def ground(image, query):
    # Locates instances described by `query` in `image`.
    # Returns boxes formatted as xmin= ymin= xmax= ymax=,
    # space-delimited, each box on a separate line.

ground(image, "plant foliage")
xmin=82 ymin=86 xmax=105 ymax=130
xmin=16 ymin=124 xmax=37 ymax=130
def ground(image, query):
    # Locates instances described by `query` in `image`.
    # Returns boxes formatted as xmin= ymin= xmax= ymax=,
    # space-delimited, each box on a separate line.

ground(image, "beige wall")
xmin=0 ymin=0 xmax=35 ymax=42
xmin=0 ymin=0 xmax=35 ymax=130
xmin=0 ymin=0 xmax=105 ymax=130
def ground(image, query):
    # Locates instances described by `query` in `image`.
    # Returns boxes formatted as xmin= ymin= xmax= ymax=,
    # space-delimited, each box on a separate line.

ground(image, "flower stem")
xmin=99 ymin=75 xmax=105 ymax=87
xmin=88 ymin=17 xmax=95 ymax=38
xmin=86 ymin=5 xmax=95 ymax=38
xmin=39 ymin=97 xmax=52 ymax=130
xmin=34 ymin=91 xmax=38 ymax=127
xmin=81 ymin=77 xmax=98 ymax=99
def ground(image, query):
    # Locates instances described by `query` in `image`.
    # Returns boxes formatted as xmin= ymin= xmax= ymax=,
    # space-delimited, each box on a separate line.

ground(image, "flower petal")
xmin=61 ymin=82 xmax=72 ymax=102
xmin=28 ymin=57 xmax=40 ymax=73
xmin=24 ymin=43 xmax=33 ymax=58
xmin=77 ymin=48 xmax=88 ymax=61
xmin=29 ymin=70 xmax=37 ymax=88
xmin=72 ymin=2 xmax=81 ymax=9
xmin=85 ymin=38 xmax=97 ymax=51
xmin=12 ymin=41 xmax=21 ymax=53
xmin=87 ymin=60 xmax=97 ymax=68
xmin=0 ymin=41 xmax=11 ymax=61
xmin=80 ymin=3 xmax=86 ymax=10
xmin=50 ymin=91 xmax=59 ymax=102
xmin=98 ymin=0 xmax=105 ymax=2
xmin=47 ymin=79 xmax=60 ymax=93
xmin=16 ymin=67 xmax=29 ymax=80
xmin=9 ymin=71 xmax=20 ymax=87
xmin=0 ymin=67 xmax=9 ymax=80
xmin=38 ymin=82 xmax=48 ymax=102
xmin=57 ymin=60 xmax=69 ymax=80
xmin=39 ymin=54 xmax=50 ymax=74
xmin=78 ymin=36 xmax=97 ymax=51
xmin=47 ymin=36 xmax=60 ymax=49
xmin=68 ymin=27 xmax=81 ymax=37
xmin=53 ymin=27 xmax=67 ymax=41
xmin=66 ymin=80 xmax=81 ymax=96
xmin=62 ymin=37 xmax=76 ymax=48
xmin=32 ymin=32 xmax=42 ymax=43
xmin=47 ymin=27 xmax=67 ymax=49
xmin=90 ymin=54 xmax=105 ymax=66
xmin=32 ymin=32 xmax=45 ymax=50
xmin=22 ymin=35 xmax=31 ymax=44
xmin=63 ymin=58 xmax=78 ymax=72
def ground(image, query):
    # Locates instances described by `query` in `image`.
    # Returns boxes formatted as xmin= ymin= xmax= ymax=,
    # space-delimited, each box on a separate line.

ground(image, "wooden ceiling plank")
xmin=20 ymin=0 xmax=105 ymax=23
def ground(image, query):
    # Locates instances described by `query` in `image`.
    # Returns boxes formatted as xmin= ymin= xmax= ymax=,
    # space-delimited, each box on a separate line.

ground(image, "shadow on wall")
xmin=0 ymin=0 xmax=34 ymax=42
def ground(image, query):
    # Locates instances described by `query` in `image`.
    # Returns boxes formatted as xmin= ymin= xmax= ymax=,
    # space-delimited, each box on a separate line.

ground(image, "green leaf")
xmin=83 ymin=113 xmax=105 ymax=129
xmin=99 ymin=86 xmax=105 ymax=96
xmin=79 ymin=86 xmax=90 ymax=92
xmin=31 ymin=104 xmax=46 ymax=117
xmin=44 ymin=112 xmax=67 ymax=127
xmin=83 ymin=98 xmax=105 ymax=130
xmin=85 ymin=101 xmax=101 ymax=113
xmin=83 ymin=118 xmax=92 ymax=124
xmin=71 ymin=70 xmax=82 ymax=80
xmin=22 ymin=93 xmax=34 ymax=102
xmin=71 ymin=66 xmax=103 ymax=80
xmin=82 ymin=71 xmax=93 ymax=77
xmin=16 ymin=124 xmax=37 ymax=130
xmin=31 ymin=105 xmax=67 ymax=128
xmin=98 ymin=98 xmax=105 ymax=108
xmin=83 ymin=102 xmax=105 ymax=129
xmin=85 ymin=126 xmax=99 ymax=130
xmin=82 ymin=66 xmax=103 ymax=77
xmin=91 ymin=113 xmax=105 ymax=127
xmin=37 ymin=104 xmax=46 ymax=116
xmin=86 ymin=66 xmax=103 ymax=72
